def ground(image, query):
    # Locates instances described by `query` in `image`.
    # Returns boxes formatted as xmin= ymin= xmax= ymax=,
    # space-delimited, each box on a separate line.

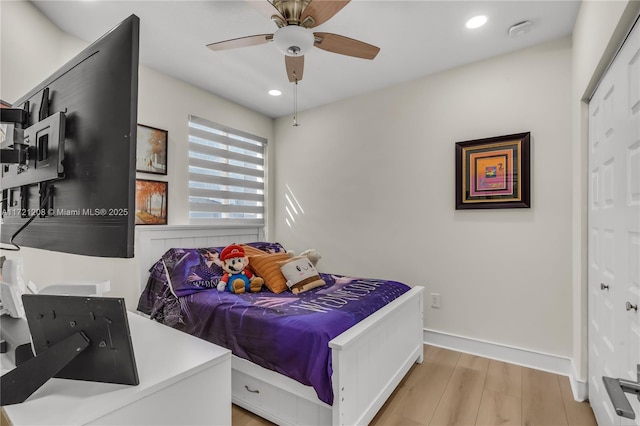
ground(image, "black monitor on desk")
xmin=0 ymin=294 xmax=138 ymax=406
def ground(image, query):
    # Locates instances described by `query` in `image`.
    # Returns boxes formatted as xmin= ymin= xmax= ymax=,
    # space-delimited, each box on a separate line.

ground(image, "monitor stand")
xmin=0 ymin=331 xmax=89 ymax=406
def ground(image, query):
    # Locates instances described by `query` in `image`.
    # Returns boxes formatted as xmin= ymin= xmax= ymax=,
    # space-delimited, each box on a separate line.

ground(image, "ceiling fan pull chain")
xmin=293 ymin=73 xmax=299 ymax=127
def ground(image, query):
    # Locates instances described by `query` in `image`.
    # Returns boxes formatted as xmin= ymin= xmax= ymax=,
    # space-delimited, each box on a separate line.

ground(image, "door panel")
xmin=589 ymin=17 xmax=639 ymax=426
xmin=621 ymin=21 xmax=640 ymax=426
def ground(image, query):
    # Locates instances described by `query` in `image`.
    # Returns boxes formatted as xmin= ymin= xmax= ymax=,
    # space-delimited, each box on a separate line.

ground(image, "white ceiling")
xmin=31 ymin=0 xmax=581 ymax=119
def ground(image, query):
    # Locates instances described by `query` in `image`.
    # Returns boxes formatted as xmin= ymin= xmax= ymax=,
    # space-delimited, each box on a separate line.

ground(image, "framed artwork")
xmin=455 ymin=132 xmax=530 ymax=209
xmin=136 ymin=124 xmax=167 ymax=175
xmin=135 ymin=179 xmax=168 ymax=225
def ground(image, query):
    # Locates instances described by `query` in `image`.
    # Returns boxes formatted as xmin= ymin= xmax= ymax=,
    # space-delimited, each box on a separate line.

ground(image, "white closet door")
xmin=588 ymin=17 xmax=640 ymax=426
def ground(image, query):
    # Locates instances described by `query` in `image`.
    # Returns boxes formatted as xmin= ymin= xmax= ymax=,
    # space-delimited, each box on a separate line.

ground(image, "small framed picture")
xmin=136 ymin=124 xmax=167 ymax=175
xmin=135 ymin=179 xmax=168 ymax=225
xmin=455 ymin=132 xmax=531 ymax=209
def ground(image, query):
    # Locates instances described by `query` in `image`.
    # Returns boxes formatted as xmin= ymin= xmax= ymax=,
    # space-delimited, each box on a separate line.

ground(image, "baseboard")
xmin=569 ymin=361 xmax=589 ymax=402
xmin=423 ymin=329 xmax=589 ymax=402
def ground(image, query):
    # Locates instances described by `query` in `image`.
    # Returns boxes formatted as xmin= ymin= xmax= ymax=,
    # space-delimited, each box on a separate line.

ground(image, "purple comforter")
xmin=138 ymin=258 xmax=409 ymax=405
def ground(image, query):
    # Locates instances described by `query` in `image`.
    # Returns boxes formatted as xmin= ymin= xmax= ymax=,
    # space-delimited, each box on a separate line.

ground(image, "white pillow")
xmin=278 ymin=256 xmax=325 ymax=294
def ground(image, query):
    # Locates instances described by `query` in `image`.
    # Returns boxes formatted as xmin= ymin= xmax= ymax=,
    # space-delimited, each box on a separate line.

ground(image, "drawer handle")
xmin=601 ymin=283 xmax=609 ymax=290
xmin=244 ymin=385 xmax=260 ymax=394
xmin=626 ymin=302 xmax=638 ymax=312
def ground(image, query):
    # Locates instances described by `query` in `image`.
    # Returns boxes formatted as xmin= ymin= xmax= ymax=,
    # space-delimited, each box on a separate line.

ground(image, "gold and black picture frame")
xmin=455 ymin=132 xmax=531 ymax=209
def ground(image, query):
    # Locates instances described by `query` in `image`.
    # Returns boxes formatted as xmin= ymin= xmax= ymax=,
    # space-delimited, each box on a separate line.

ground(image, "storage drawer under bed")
xmin=232 ymin=362 xmax=332 ymax=426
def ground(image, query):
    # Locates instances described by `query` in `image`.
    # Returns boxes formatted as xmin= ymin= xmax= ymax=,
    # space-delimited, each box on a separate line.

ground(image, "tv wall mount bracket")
xmin=1 ymin=88 xmax=65 ymax=217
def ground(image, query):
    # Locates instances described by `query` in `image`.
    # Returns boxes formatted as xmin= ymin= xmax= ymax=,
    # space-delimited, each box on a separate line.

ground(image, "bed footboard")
xmin=231 ymin=286 xmax=425 ymax=426
xmin=330 ymin=286 xmax=424 ymax=426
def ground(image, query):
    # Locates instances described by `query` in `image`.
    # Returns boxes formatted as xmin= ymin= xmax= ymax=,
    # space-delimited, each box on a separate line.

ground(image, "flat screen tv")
xmin=0 ymin=14 xmax=139 ymax=258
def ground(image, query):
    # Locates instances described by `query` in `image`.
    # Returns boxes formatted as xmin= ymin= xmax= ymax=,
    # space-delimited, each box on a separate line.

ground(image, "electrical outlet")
xmin=431 ymin=293 xmax=441 ymax=309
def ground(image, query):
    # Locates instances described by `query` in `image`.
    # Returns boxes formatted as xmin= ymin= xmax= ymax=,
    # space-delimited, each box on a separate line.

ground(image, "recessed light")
xmin=466 ymin=15 xmax=488 ymax=29
xmin=269 ymin=89 xmax=282 ymax=96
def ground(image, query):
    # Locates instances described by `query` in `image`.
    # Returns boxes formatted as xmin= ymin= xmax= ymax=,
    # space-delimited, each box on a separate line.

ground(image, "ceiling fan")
xmin=206 ymin=0 xmax=380 ymax=83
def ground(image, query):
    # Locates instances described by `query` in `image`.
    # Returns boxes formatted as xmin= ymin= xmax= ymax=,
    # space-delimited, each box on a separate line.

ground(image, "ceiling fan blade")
xmin=313 ymin=32 xmax=379 ymax=59
xmin=285 ymin=55 xmax=304 ymax=82
xmin=300 ymin=1 xmax=350 ymax=28
xmin=206 ymin=34 xmax=273 ymax=51
xmin=247 ymin=0 xmax=286 ymax=27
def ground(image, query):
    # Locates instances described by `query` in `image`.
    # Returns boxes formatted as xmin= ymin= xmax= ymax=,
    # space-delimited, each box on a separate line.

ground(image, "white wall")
xmin=0 ymin=0 xmax=86 ymax=103
xmin=570 ymin=0 xmax=640 ymax=384
xmin=137 ymin=66 xmax=274 ymax=227
xmin=0 ymin=0 xmax=274 ymax=309
xmin=274 ymin=37 xmax=573 ymax=357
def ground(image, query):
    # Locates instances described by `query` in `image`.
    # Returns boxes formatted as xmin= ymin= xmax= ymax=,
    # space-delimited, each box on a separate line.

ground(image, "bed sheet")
xmin=139 ymin=267 xmax=409 ymax=405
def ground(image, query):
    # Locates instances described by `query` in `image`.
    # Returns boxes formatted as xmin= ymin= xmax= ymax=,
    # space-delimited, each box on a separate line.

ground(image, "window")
xmin=188 ymin=115 xmax=266 ymax=224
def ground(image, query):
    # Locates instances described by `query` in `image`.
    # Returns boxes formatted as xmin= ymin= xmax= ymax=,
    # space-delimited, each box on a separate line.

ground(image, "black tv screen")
xmin=1 ymin=15 xmax=139 ymax=258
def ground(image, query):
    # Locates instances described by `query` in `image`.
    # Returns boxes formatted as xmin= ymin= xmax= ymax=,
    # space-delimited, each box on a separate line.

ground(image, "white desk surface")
xmin=2 ymin=312 xmax=230 ymax=425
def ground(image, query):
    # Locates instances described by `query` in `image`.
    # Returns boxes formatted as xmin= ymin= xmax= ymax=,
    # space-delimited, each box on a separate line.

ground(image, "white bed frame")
xmin=136 ymin=225 xmax=424 ymax=426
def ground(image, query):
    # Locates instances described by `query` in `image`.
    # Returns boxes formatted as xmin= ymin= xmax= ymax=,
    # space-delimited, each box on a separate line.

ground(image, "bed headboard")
xmin=135 ymin=225 xmax=264 ymax=294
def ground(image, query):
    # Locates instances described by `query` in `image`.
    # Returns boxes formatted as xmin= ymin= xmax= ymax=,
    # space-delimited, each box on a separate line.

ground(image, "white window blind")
xmin=188 ymin=115 xmax=266 ymax=224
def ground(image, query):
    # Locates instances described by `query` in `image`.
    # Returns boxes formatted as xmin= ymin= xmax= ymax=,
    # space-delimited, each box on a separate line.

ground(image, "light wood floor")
xmin=232 ymin=345 xmax=597 ymax=426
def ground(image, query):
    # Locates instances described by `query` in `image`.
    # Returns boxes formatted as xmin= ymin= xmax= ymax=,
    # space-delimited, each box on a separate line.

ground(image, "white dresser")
xmin=1 ymin=312 xmax=231 ymax=425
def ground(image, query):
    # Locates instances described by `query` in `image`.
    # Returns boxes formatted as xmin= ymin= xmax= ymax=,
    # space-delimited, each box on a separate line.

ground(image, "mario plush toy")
xmin=217 ymin=244 xmax=264 ymax=294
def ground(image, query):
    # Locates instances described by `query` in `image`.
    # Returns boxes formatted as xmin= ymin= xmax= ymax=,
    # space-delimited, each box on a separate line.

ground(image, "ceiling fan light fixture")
xmin=273 ymin=25 xmax=314 ymax=56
